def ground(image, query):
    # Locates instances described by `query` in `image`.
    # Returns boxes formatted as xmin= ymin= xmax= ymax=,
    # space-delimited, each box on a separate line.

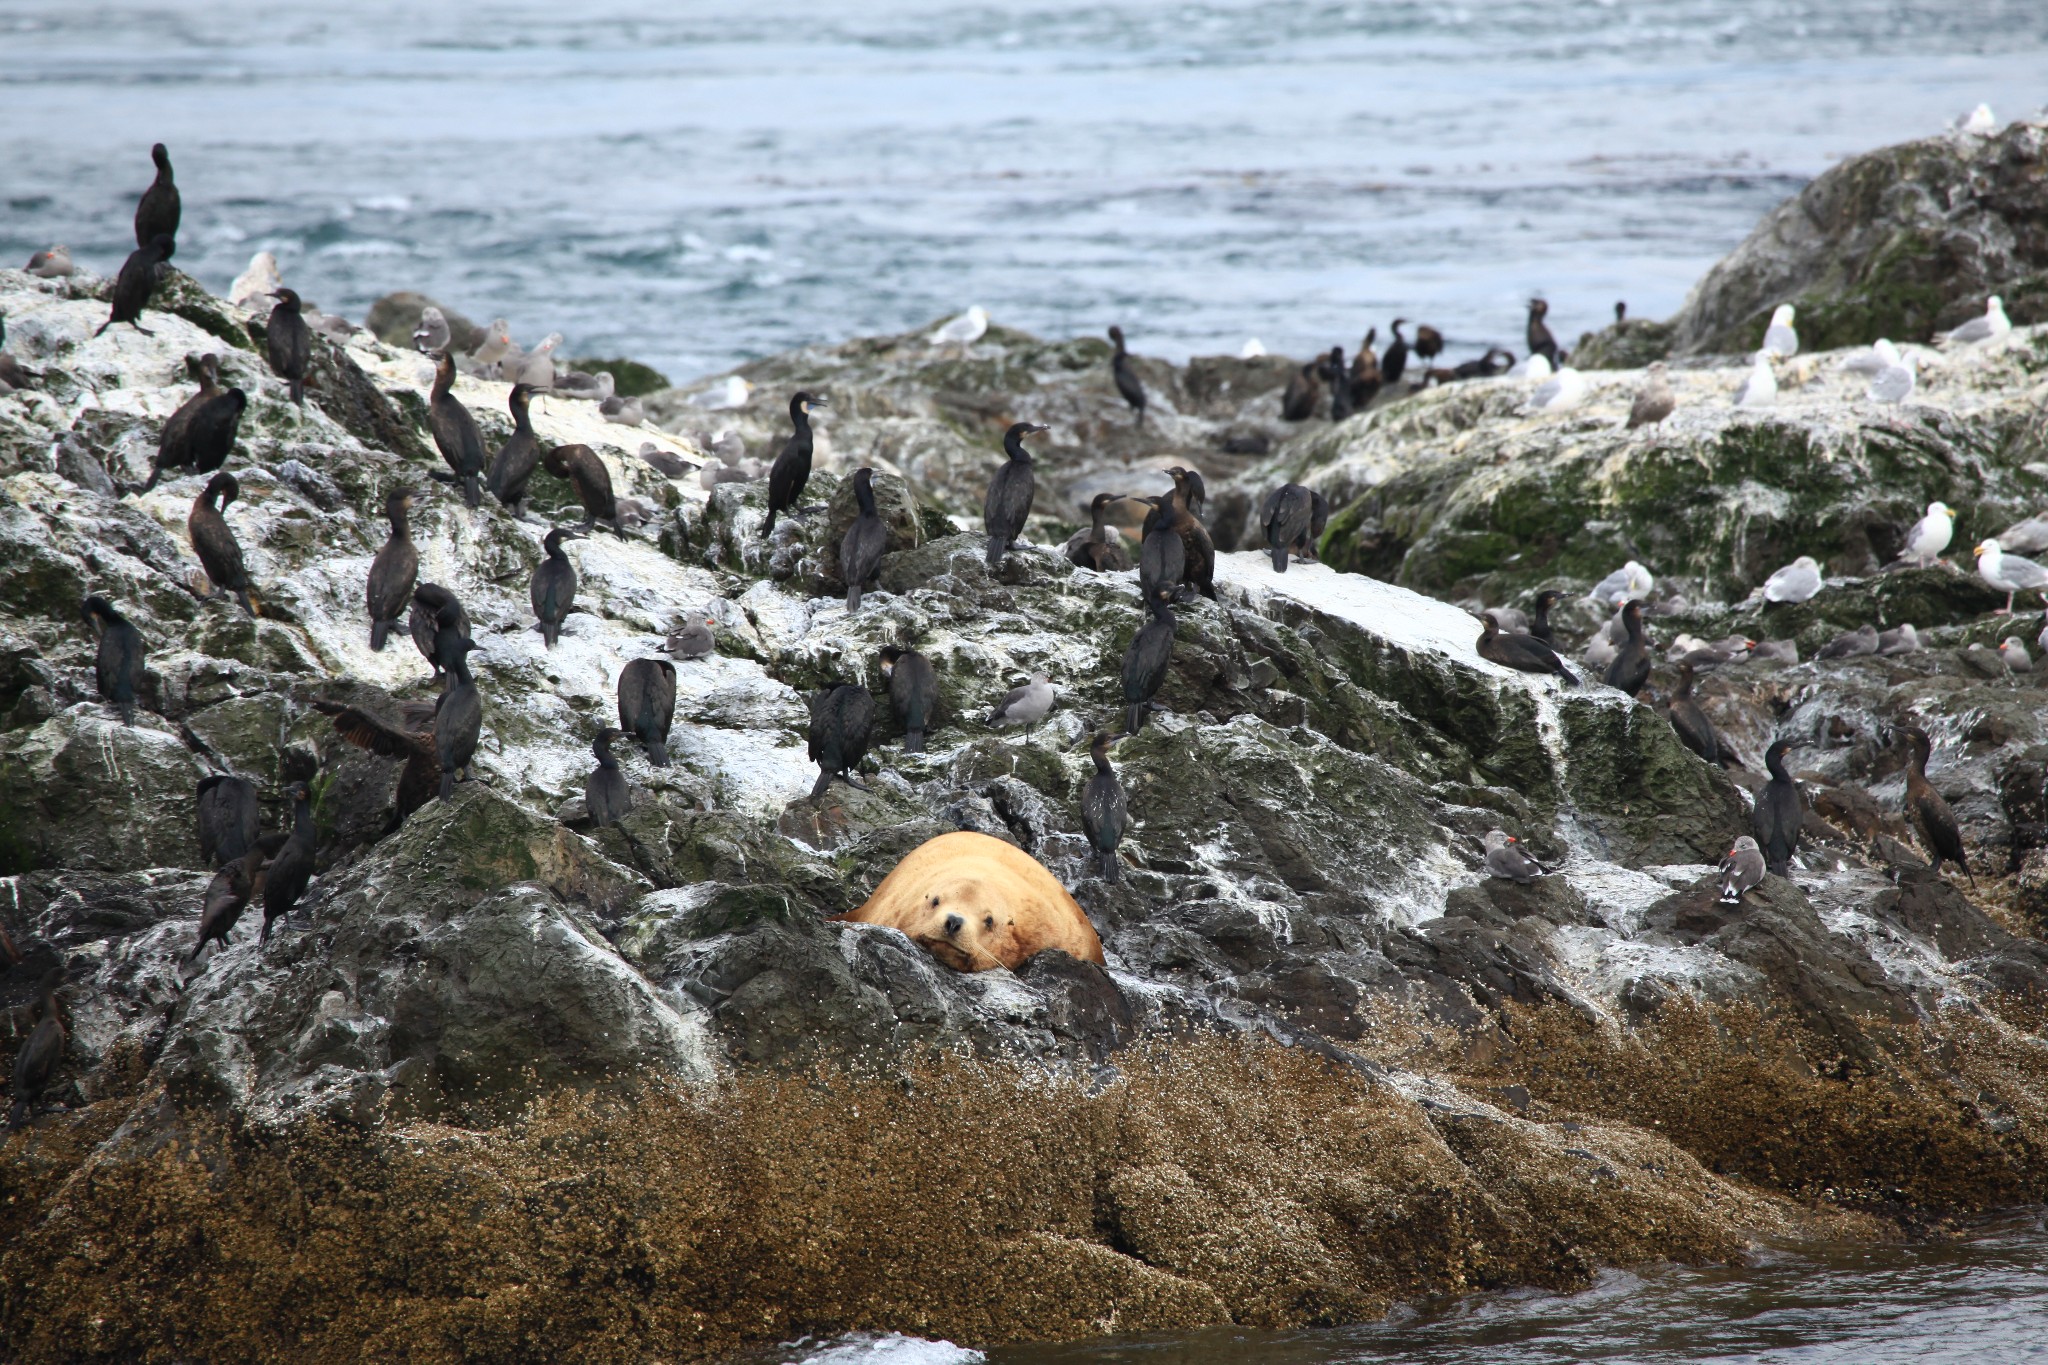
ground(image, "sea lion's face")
xmin=906 ymin=875 xmax=1019 ymax=972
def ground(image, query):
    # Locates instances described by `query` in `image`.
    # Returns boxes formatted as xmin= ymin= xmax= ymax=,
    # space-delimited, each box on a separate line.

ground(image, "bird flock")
xmin=0 ymin=140 xmax=2029 ymax=1122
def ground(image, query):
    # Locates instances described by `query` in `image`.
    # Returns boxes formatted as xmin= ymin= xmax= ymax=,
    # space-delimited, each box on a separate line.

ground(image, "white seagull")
xmin=1943 ymin=296 xmax=2010 ymax=346
xmin=1762 ymin=556 xmax=1823 ymax=603
xmin=1733 ymin=351 xmax=1777 ymax=407
xmin=1762 ymin=304 xmax=1799 ymax=358
xmin=1903 ymin=502 xmax=1954 ymax=567
xmin=1976 ymin=538 xmax=2048 ymax=614
xmin=1524 ymin=365 xmax=1587 ymax=413
xmin=928 ymin=306 xmax=990 ymax=350
xmin=1868 ymin=351 xmax=1916 ymax=405
xmin=1840 ymin=338 xmax=1899 ymax=376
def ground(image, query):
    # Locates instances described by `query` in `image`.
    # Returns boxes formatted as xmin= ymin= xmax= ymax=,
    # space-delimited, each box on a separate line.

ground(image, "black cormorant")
xmin=95 ymin=235 xmax=174 ymax=337
xmin=808 ymin=683 xmax=874 ymax=797
xmin=435 ymin=639 xmax=484 ymax=799
xmin=1529 ymin=589 xmax=1563 ymax=646
xmin=585 ymin=729 xmax=631 ymax=829
xmin=265 ymin=288 xmax=311 ymax=406
xmin=1162 ymin=469 xmax=1215 ymax=600
xmin=1527 ymin=299 xmax=1559 ymax=365
xmin=1477 ymin=612 xmax=1579 ymax=686
xmin=1349 ymin=328 xmax=1382 ymax=409
xmin=616 ymin=657 xmax=676 ymax=767
xmin=1261 ymin=483 xmax=1315 ymax=572
xmin=366 ymin=489 xmax=419 ymax=651
xmin=188 ymin=472 xmax=254 ymax=613
xmin=314 ymin=696 xmax=442 ymax=831
xmin=7 ymin=970 xmax=65 ymax=1129
xmin=1382 ymin=319 xmax=1411 ymax=384
xmin=1065 ymin=492 xmax=1132 ymax=572
xmin=409 ymin=583 xmax=471 ymax=683
xmin=1754 ymin=738 xmax=1806 ymax=876
xmin=983 ymin=421 xmax=1048 ymax=570
xmin=1080 ymin=731 xmax=1130 ymax=882
xmin=1603 ymin=600 xmax=1652 ymax=698
xmin=542 ymin=443 xmax=618 ymax=534
xmin=1902 ymin=727 xmax=1973 ymax=884
xmin=426 ymin=349 xmax=486 ymax=508
xmin=762 ymin=390 xmax=827 ymax=534
xmin=1324 ymin=346 xmax=1353 ymax=421
xmin=880 ymin=645 xmax=937 ymax=753
xmin=1280 ymin=361 xmax=1321 ymax=422
xmin=1121 ymin=590 xmax=1176 ymax=735
xmin=530 ymin=527 xmax=582 ymax=648
xmin=82 ymin=595 xmax=145 ymax=724
xmin=1414 ymin=323 xmax=1444 ymax=368
xmin=1667 ymin=663 xmax=1721 ymax=765
xmin=1138 ymin=496 xmax=1186 ymax=604
xmin=134 ymin=143 xmax=180 ymax=249
xmin=260 ymin=782 xmax=316 ymax=943
xmin=145 ymin=353 xmax=247 ymax=490
xmin=840 ymin=467 xmax=887 ymax=611
xmin=196 ymin=773 xmax=261 ymax=867
xmin=1109 ymin=325 xmax=1147 ymax=426
xmin=487 ymin=383 xmax=544 ymax=517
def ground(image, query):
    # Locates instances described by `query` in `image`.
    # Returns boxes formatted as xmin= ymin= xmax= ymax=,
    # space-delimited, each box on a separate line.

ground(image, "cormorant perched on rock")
xmin=1279 ymin=361 xmax=1321 ymax=422
xmin=1901 ymin=727 xmax=1972 ymax=884
xmin=542 ymin=444 xmax=618 ymax=534
xmin=1324 ymin=346 xmax=1353 ymax=422
xmin=82 ymin=596 xmax=144 ymax=724
xmin=983 ymin=422 xmax=1048 ymax=570
xmin=880 ymin=645 xmax=937 ymax=752
xmin=1667 ymin=663 xmax=1721 ymax=765
xmin=196 ymin=773 xmax=261 ymax=867
xmin=366 ymin=489 xmax=419 ymax=651
xmin=436 ymin=639 xmax=484 ymax=799
xmin=529 ymin=527 xmax=582 ymax=648
xmin=1138 ymin=495 xmax=1186 ymax=602
xmin=96 ymin=234 xmax=174 ymax=337
xmin=1382 ymin=319 xmax=1410 ymax=385
xmin=190 ymin=834 xmax=284 ymax=962
xmin=1349 ymin=329 xmax=1381 ymax=409
xmin=1161 ymin=469 xmax=1216 ymax=601
xmin=1754 ymin=738 xmax=1805 ymax=876
xmin=1261 ymin=483 xmax=1326 ymax=571
xmin=1478 ymin=612 xmax=1579 ymax=686
xmin=1121 ymin=590 xmax=1177 ymax=736
xmin=585 ymin=729 xmax=632 ymax=829
xmin=134 ymin=143 xmax=180 ymax=249
xmin=409 ymin=583 xmax=471 ymax=683
xmin=188 ymin=472 xmax=254 ymax=613
xmin=488 ymin=383 xmax=544 ymax=518
xmin=1526 ymin=300 xmax=1559 ymax=365
xmin=8 ymin=970 xmax=65 ymax=1129
xmin=426 ymin=350 xmax=486 ymax=508
xmin=265 ymin=288 xmax=311 ymax=406
xmin=1718 ymin=836 xmax=1766 ymax=903
xmin=144 ymin=354 xmax=246 ymax=490
xmin=1065 ymin=492 xmax=1132 ymax=572
xmin=1529 ymin=589 xmax=1563 ymax=646
xmin=808 ymin=683 xmax=874 ymax=797
xmin=617 ymin=657 xmax=676 ymax=767
xmin=1603 ymin=600 xmax=1652 ymax=698
xmin=314 ymin=695 xmax=443 ymax=832
xmin=1081 ymin=731 xmax=1130 ymax=882
xmin=762 ymin=390 xmax=827 ymax=534
xmin=1483 ymin=830 xmax=1548 ymax=884
xmin=1414 ymin=325 xmax=1444 ymax=371
xmin=840 ymin=467 xmax=887 ymax=611
xmin=1108 ymin=325 xmax=1146 ymax=426
xmin=988 ymin=671 xmax=1056 ymax=737
xmin=260 ymin=782 xmax=316 ymax=943
xmin=1627 ymin=363 xmax=1675 ymax=430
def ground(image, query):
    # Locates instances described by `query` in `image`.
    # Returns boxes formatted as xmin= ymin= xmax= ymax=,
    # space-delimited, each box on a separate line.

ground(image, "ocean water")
xmin=3 ymin=1 xmax=2045 ymax=381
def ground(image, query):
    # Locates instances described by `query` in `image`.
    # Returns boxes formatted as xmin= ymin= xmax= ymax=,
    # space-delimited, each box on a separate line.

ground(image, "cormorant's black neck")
xmin=1003 ymin=430 xmax=1032 ymax=462
xmin=854 ymin=475 xmax=877 ymax=517
xmin=1765 ymin=744 xmax=1791 ymax=781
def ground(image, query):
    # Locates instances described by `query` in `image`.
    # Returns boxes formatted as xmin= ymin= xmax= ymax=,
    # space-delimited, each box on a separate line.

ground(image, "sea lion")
xmin=839 ymin=831 xmax=1104 ymax=972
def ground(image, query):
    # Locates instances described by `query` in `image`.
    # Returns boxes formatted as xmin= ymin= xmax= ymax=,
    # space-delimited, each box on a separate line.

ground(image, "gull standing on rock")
xmin=411 ymin=306 xmax=451 ymax=354
xmin=1903 ymin=502 xmax=1954 ymax=567
xmin=1484 ymin=830 xmax=1549 ymax=884
xmin=1943 ymin=297 xmax=2010 ymax=346
xmin=1762 ymin=304 xmax=1799 ymax=358
xmin=1868 ymin=351 xmax=1915 ymax=406
xmin=668 ymin=609 xmax=719 ymax=662
xmin=987 ymin=671 xmax=1055 ymax=737
xmin=1958 ymin=103 xmax=1997 ymax=134
xmin=1733 ymin=351 xmax=1776 ymax=407
xmin=513 ymin=333 xmax=563 ymax=389
xmin=1626 ymin=362 xmax=1674 ymax=429
xmin=470 ymin=319 xmax=514 ymax=371
xmin=1718 ymin=837 xmax=1766 ymax=904
xmin=1763 ymin=556 xmax=1822 ymax=603
xmin=929 ymin=306 xmax=989 ymax=352
xmin=1842 ymin=338 xmax=1899 ymax=376
xmin=1524 ymin=365 xmax=1587 ymax=414
xmin=1975 ymin=538 xmax=2048 ymax=613
xmin=228 ymin=252 xmax=281 ymax=307
xmin=1588 ymin=560 xmax=1653 ymax=608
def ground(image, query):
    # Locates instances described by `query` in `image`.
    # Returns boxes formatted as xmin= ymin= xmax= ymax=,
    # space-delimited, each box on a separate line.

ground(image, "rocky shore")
xmin=2 ymin=123 xmax=2046 ymax=1363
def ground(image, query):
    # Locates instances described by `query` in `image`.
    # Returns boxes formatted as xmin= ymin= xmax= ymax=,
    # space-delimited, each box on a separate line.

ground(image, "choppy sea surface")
xmin=772 ymin=1215 xmax=2048 ymax=1365
xmin=4 ymin=1 xmax=2045 ymax=379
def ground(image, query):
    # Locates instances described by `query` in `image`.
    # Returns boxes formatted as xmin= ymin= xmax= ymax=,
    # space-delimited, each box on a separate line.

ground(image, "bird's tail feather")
xmin=370 ymin=618 xmax=390 ymax=651
xmin=646 ymin=741 xmax=670 ymax=768
xmin=905 ymin=729 xmax=925 ymax=753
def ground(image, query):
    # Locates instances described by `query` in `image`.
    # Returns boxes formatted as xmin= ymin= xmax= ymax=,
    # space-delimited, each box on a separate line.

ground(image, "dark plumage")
xmin=1261 ymin=483 xmax=1315 ymax=572
xmin=265 ymin=288 xmax=311 ymax=406
xmin=1478 ymin=612 xmax=1579 ymax=686
xmin=260 ymin=782 xmax=317 ymax=943
xmin=82 ymin=595 xmax=145 ymax=724
xmin=426 ymin=350 xmax=486 ymax=508
xmin=145 ymin=354 xmax=247 ymax=490
xmin=366 ymin=489 xmax=419 ymax=651
xmin=1414 ymin=323 xmax=1444 ymax=368
xmin=1065 ymin=492 xmax=1131 ymax=572
xmin=134 ymin=143 xmax=180 ymax=249
xmin=435 ymin=639 xmax=484 ymax=799
xmin=762 ymin=390 xmax=827 ymax=534
xmin=1526 ymin=299 xmax=1559 ymax=364
xmin=1902 ymin=727 xmax=1973 ymax=884
xmin=409 ymin=584 xmax=471 ymax=683
xmin=195 ymin=773 xmax=261 ymax=867
xmin=488 ymin=383 xmax=544 ymax=516
xmin=1280 ymin=361 xmax=1321 ymax=422
xmin=190 ymin=836 xmax=284 ymax=962
xmin=188 ymin=472 xmax=254 ymax=613
xmin=1349 ymin=328 xmax=1382 ymax=410
xmin=1108 ymin=325 xmax=1146 ymax=426
xmin=530 ymin=527 xmax=582 ymax=648
xmin=808 ymin=683 xmax=875 ymax=798
xmin=585 ymin=729 xmax=632 ymax=829
xmin=1754 ymin=739 xmax=1805 ymax=876
xmin=1718 ymin=837 xmax=1766 ymax=904
xmin=1162 ymin=469 xmax=1216 ymax=601
xmin=542 ymin=443 xmax=618 ymax=533
xmin=8 ymin=970 xmax=65 ymax=1129
xmin=1324 ymin=346 xmax=1353 ymax=422
xmin=1453 ymin=347 xmax=1514 ymax=380
xmin=95 ymin=234 xmax=174 ymax=337
xmin=1666 ymin=663 xmax=1721 ymax=765
xmin=1138 ymin=497 xmax=1187 ymax=604
xmin=314 ymin=695 xmax=442 ymax=832
xmin=840 ymin=467 xmax=887 ymax=612
xmin=1121 ymin=590 xmax=1177 ymax=735
xmin=617 ymin=657 xmax=677 ymax=768
xmin=1382 ymin=319 xmax=1410 ymax=385
xmin=880 ymin=645 xmax=937 ymax=753
xmin=983 ymin=422 xmax=1047 ymax=570
xmin=1603 ymin=600 xmax=1652 ymax=698
xmin=1081 ymin=731 xmax=1130 ymax=882
xmin=1529 ymin=590 xmax=1563 ymax=646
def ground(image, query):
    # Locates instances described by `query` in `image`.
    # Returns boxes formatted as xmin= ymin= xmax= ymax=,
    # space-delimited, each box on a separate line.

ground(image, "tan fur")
xmin=841 ymin=831 xmax=1105 ymax=972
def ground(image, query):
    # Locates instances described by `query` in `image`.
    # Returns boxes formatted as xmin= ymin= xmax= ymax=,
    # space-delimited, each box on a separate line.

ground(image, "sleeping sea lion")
xmin=838 ymin=830 xmax=1104 ymax=972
